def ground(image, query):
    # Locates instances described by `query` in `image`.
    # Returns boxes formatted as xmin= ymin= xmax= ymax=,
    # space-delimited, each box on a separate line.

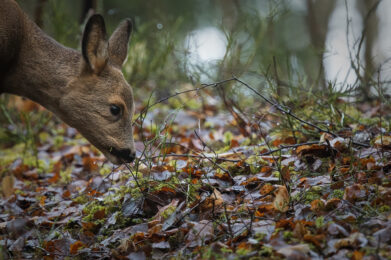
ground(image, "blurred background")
xmin=15 ymin=0 xmax=391 ymax=103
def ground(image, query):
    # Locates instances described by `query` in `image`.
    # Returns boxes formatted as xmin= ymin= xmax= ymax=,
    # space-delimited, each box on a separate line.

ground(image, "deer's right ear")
xmin=108 ymin=19 xmax=133 ymax=68
xmin=82 ymin=14 xmax=108 ymax=74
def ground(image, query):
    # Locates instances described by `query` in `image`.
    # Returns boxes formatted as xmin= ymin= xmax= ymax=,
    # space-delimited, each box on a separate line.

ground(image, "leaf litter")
xmin=1 ymin=86 xmax=391 ymax=259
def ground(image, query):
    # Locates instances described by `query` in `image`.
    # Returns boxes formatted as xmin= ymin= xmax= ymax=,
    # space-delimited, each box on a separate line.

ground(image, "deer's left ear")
xmin=108 ymin=19 xmax=133 ymax=67
xmin=82 ymin=14 xmax=108 ymax=74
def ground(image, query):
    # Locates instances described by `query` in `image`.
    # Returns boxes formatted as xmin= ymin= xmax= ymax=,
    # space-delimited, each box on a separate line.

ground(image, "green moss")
xmin=99 ymin=164 xmax=112 ymax=176
xmin=161 ymin=205 xmax=177 ymax=219
xmin=236 ymin=247 xmax=251 ymax=256
xmin=254 ymin=233 xmax=266 ymax=241
xmin=332 ymin=189 xmax=344 ymax=199
xmin=259 ymin=245 xmax=273 ymax=256
xmin=283 ymin=231 xmax=293 ymax=241
xmin=223 ymin=131 xmax=233 ymax=145
xmin=311 ymin=186 xmax=322 ymax=192
xmin=315 ymin=216 xmax=325 ymax=228
xmin=378 ymin=205 xmax=390 ymax=213
xmin=82 ymin=202 xmax=107 ymax=224
xmin=53 ymin=135 xmax=64 ymax=149
xmin=60 ymin=167 xmax=72 ymax=183
xmin=38 ymin=132 xmax=50 ymax=143
xmin=304 ymin=191 xmax=321 ymax=203
xmin=272 ymin=171 xmax=280 ymax=178
xmin=73 ymin=195 xmax=89 ymax=204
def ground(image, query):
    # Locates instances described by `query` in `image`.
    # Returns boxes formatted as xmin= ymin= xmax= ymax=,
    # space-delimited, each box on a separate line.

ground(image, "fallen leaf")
xmin=186 ymin=220 xmax=214 ymax=247
xmin=1 ymin=175 xmax=14 ymax=198
xmin=343 ymin=184 xmax=367 ymax=202
xmin=273 ymin=185 xmax=289 ymax=212
xmin=70 ymin=241 xmax=85 ymax=254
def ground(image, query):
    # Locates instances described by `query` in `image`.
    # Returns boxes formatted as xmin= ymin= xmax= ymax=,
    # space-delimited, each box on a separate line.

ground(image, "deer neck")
xmin=4 ymin=18 xmax=81 ymax=115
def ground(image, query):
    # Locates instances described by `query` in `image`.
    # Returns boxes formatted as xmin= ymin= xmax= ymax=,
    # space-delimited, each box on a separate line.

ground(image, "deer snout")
xmin=110 ymin=147 xmax=136 ymax=163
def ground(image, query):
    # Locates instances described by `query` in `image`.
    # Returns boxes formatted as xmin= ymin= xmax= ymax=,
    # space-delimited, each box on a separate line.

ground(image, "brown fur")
xmin=0 ymin=0 xmax=135 ymax=164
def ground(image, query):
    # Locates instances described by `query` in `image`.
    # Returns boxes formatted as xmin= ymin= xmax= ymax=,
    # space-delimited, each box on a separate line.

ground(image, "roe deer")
xmin=0 ymin=0 xmax=136 ymax=164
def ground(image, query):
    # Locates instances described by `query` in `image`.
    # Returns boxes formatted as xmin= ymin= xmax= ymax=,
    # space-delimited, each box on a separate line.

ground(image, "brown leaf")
xmin=39 ymin=196 xmax=47 ymax=207
xmin=83 ymin=156 xmax=99 ymax=172
xmin=93 ymin=209 xmax=106 ymax=220
xmin=48 ymin=172 xmax=60 ymax=184
xmin=303 ymin=233 xmax=325 ymax=248
xmin=70 ymin=241 xmax=85 ymax=255
xmin=292 ymin=221 xmax=307 ymax=239
xmin=351 ymin=251 xmax=364 ymax=260
xmin=273 ymin=185 xmax=289 ymax=212
xmin=374 ymin=135 xmax=391 ymax=148
xmin=296 ymin=144 xmax=334 ymax=158
xmin=152 ymin=199 xmax=179 ymax=222
xmin=277 ymin=244 xmax=311 ymax=259
xmin=334 ymin=232 xmax=367 ymax=250
xmin=1 ymin=175 xmax=14 ymax=198
xmin=200 ymin=189 xmax=224 ymax=212
xmin=324 ymin=198 xmax=341 ymax=211
xmin=310 ymin=199 xmax=325 ymax=212
xmin=344 ymin=184 xmax=367 ymax=202
xmin=260 ymin=183 xmax=274 ymax=195
xmin=272 ymin=136 xmax=296 ymax=147
xmin=255 ymin=204 xmax=274 ymax=217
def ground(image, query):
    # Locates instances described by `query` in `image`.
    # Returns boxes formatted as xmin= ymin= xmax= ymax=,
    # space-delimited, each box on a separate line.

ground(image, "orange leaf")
xmin=40 ymin=196 xmax=47 ymax=207
xmin=44 ymin=240 xmax=56 ymax=253
xmin=48 ymin=172 xmax=60 ymax=184
xmin=132 ymin=231 xmax=145 ymax=242
xmin=310 ymin=199 xmax=324 ymax=212
xmin=303 ymin=234 xmax=324 ymax=248
xmin=70 ymin=241 xmax=85 ymax=255
xmin=296 ymin=144 xmax=331 ymax=158
xmin=272 ymin=136 xmax=296 ymax=147
xmin=275 ymin=218 xmax=295 ymax=229
xmin=83 ymin=157 xmax=99 ymax=172
xmin=230 ymin=139 xmax=239 ymax=149
xmin=339 ymin=167 xmax=350 ymax=174
xmin=159 ymin=186 xmax=176 ymax=194
xmin=62 ymin=190 xmax=71 ymax=199
xmin=352 ymin=250 xmax=364 ymax=260
xmin=260 ymin=166 xmax=272 ymax=173
xmin=260 ymin=183 xmax=274 ymax=195
xmin=255 ymin=204 xmax=274 ymax=217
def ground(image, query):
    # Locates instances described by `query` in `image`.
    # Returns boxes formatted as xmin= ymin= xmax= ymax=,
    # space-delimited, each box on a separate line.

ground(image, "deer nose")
xmin=117 ymin=149 xmax=136 ymax=163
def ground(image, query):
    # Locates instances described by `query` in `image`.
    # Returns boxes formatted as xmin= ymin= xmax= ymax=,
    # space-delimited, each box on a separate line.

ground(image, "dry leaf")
xmin=1 ymin=175 xmax=14 ymax=198
xmin=70 ymin=241 xmax=85 ymax=255
xmin=273 ymin=185 xmax=289 ymax=212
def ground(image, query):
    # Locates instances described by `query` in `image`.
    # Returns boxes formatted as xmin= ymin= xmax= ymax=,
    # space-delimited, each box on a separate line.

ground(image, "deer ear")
xmin=82 ymin=14 xmax=108 ymax=74
xmin=108 ymin=19 xmax=133 ymax=67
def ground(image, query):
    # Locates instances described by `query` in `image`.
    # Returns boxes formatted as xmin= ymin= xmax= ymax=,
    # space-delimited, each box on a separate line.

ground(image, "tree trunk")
xmin=357 ymin=0 xmax=380 ymax=101
xmin=80 ymin=0 xmax=97 ymax=23
xmin=34 ymin=0 xmax=47 ymax=28
xmin=306 ymin=0 xmax=336 ymax=90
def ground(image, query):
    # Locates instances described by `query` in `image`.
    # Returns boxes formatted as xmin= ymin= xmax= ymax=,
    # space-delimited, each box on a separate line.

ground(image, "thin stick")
xmin=232 ymin=76 xmax=370 ymax=148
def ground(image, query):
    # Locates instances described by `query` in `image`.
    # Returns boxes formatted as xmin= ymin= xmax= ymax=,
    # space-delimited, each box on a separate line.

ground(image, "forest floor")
xmin=1 ymin=79 xmax=391 ymax=259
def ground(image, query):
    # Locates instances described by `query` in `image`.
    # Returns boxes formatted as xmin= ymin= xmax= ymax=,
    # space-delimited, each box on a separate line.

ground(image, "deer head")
xmin=59 ymin=15 xmax=136 ymax=164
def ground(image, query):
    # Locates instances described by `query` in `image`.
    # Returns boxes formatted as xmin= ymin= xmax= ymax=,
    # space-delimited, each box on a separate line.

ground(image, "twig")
xmin=141 ymin=141 xmax=323 ymax=163
xmin=134 ymin=78 xmax=236 ymax=125
xmin=232 ymin=76 xmax=370 ymax=148
xmin=193 ymin=130 xmax=233 ymax=179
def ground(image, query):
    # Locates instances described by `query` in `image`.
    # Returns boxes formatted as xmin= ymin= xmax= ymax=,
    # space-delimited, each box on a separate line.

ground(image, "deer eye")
xmin=110 ymin=104 xmax=121 ymax=116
